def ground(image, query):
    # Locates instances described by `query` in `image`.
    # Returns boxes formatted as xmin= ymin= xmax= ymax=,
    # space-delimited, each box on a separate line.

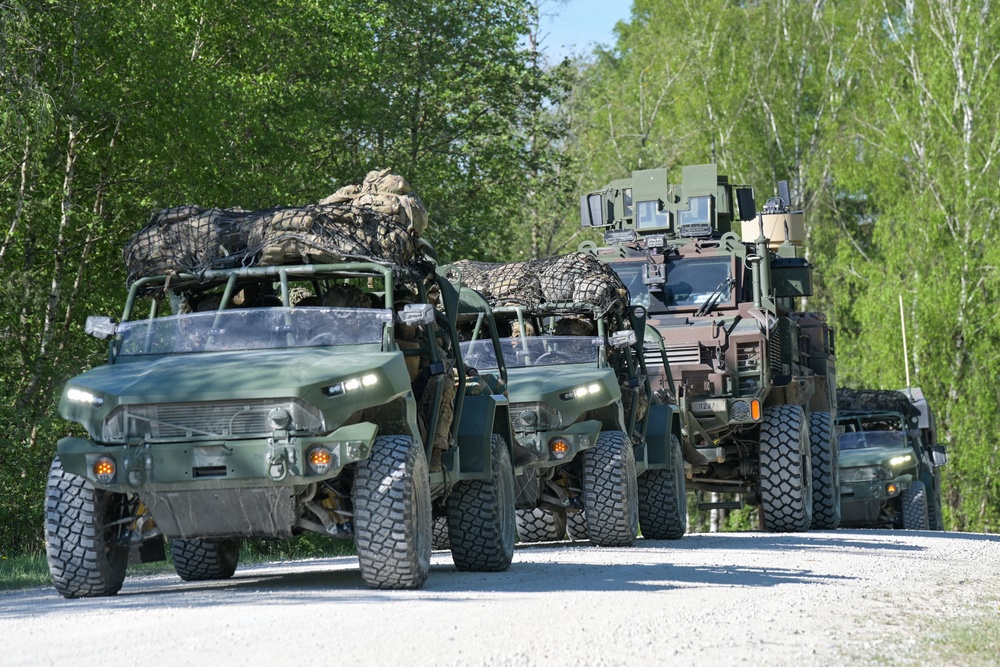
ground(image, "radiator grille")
xmin=664 ymin=345 xmax=705 ymax=365
xmin=102 ymin=398 xmax=324 ymax=443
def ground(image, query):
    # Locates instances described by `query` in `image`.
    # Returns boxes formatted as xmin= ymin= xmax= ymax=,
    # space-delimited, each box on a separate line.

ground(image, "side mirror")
xmin=399 ymin=303 xmax=435 ymax=326
xmin=735 ymin=187 xmax=757 ymax=221
xmin=85 ymin=316 xmax=117 ymax=339
xmin=609 ymin=330 xmax=637 ymax=349
xmin=932 ymin=444 xmax=948 ymax=467
xmin=580 ymin=193 xmax=611 ymax=227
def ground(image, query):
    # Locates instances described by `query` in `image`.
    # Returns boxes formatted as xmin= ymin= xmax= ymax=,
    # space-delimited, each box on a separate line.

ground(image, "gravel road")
xmin=4 ymin=530 xmax=999 ymax=667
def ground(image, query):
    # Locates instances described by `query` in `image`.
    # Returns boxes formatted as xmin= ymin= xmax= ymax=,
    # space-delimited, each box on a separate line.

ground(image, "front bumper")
xmin=511 ymin=419 xmax=602 ymax=469
xmin=57 ymin=421 xmax=379 ymax=492
xmin=839 ymin=476 xmax=912 ymax=525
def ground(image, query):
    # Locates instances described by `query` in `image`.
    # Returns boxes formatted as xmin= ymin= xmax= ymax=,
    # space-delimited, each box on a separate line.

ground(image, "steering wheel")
xmin=533 ymin=351 xmax=565 ymax=365
xmin=306 ymin=332 xmax=339 ymax=346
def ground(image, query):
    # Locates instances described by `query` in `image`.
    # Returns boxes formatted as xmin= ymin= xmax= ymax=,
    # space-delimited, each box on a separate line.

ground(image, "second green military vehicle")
xmin=583 ymin=164 xmax=839 ymax=532
xmin=836 ymin=387 xmax=947 ymax=530
xmin=444 ymin=254 xmax=686 ymax=546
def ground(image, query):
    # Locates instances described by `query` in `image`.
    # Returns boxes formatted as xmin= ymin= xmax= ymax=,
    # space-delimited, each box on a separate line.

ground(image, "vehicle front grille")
xmin=664 ymin=345 xmax=707 ymax=366
xmin=102 ymin=398 xmax=325 ymax=443
xmin=643 ymin=346 xmax=666 ymax=368
xmin=736 ymin=343 xmax=761 ymax=373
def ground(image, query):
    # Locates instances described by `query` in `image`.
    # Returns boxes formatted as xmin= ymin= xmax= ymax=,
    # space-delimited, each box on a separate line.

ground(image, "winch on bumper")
xmin=55 ymin=421 xmax=379 ymax=493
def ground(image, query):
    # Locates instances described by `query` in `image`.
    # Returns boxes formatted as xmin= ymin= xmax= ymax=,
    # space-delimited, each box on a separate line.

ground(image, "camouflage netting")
xmin=837 ymin=388 xmax=918 ymax=418
xmin=124 ymin=168 xmax=431 ymax=286
xmin=445 ymin=252 xmax=629 ymax=315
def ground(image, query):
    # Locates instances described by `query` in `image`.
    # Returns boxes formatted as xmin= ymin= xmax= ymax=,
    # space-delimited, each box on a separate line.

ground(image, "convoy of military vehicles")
xmin=43 ymin=165 xmax=947 ymax=598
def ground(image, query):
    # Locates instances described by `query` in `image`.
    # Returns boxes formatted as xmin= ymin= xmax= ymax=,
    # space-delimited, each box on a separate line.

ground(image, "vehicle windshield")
xmin=610 ymin=256 xmax=732 ymax=313
xmin=461 ymin=335 xmax=602 ymax=370
xmin=838 ymin=430 xmax=908 ymax=451
xmin=116 ymin=307 xmax=392 ymax=356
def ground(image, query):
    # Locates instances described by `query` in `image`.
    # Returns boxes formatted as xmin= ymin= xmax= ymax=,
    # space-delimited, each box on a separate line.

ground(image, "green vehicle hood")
xmin=60 ymin=347 xmax=411 ymax=437
xmin=505 ymin=364 xmax=619 ymax=425
xmin=505 ymin=365 xmax=616 ymax=400
xmin=839 ymin=444 xmax=914 ymax=469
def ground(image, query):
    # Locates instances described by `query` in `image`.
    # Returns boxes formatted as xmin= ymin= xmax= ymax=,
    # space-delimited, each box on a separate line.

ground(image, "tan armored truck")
xmin=584 ymin=164 xmax=839 ymax=532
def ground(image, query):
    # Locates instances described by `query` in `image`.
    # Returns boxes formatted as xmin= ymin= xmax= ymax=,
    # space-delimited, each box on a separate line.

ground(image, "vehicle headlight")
xmin=729 ymin=399 xmax=761 ymax=421
xmin=560 ymin=383 xmax=601 ymax=401
xmin=66 ymin=387 xmax=104 ymax=408
xmin=323 ymin=373 xmax=379 ymax=397
xmin=890 ymin=454 xmax=913 ymax=467
xmin=510 ymin=403 xmax=563 ymax=431
xmin=841 ymin=466 xmax=882 ymax=483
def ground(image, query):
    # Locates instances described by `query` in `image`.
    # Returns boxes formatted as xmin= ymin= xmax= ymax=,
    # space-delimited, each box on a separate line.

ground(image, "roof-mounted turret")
xmin=580 ymin=164 xmax=758 ymax=246
xmin=739 ymin=180 xmax=805 ymax=250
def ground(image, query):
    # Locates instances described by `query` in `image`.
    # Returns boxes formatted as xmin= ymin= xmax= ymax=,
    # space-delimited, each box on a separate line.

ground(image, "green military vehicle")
xmin=443 ymin=254 xmax=686 ymax=547
xmin=44 ymin=200 xmax=516 ymax=598
xmin=583 ymin=164 xmax=839 ymax=532
xmin=836 ymin=387 xmax=947 ymax=530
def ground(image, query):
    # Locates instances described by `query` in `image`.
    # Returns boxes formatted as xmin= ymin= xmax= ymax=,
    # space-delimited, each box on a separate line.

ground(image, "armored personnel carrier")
xmin=45 ymin=191 xmax=516 ymax=597
xmin=584 ymin=164 xmax=839 ymax=532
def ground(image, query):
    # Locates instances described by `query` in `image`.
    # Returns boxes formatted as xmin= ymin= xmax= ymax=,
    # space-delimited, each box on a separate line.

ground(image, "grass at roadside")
xmin=0 ymin=554 xmax=52 ymax=592
xmin=922 ymin=611 xmax=1000 ymax=667
xmin=862 ymin=600 xmax=1000 ymax=667
xmin=1 ymin=535 xmax=357 ymax=593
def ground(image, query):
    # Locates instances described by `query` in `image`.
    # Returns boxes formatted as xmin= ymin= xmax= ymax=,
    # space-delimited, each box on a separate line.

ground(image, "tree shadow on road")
xmin=0 ymin=547 xmax=857 ymax=618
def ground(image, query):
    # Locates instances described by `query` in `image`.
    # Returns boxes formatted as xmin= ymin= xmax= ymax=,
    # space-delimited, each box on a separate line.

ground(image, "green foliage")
xmin=565 ymin=0 xmax=1000 ymax=533
xmin=5 ymin=0 xmax=1000 ymax=557
xmin=0 ymin=0 xmax=557 ymax=556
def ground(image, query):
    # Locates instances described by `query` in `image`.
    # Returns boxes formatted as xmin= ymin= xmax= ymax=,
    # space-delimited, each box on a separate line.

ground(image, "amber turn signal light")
xmin=93 ymin=457 xmax=116 ymax=484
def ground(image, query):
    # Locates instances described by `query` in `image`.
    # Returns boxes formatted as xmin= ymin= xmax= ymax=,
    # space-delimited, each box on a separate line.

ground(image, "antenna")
xmin=899 ymin=294 xmax=913 ymax=398
xmin=777 ymin=181 xmax=791 ymax=209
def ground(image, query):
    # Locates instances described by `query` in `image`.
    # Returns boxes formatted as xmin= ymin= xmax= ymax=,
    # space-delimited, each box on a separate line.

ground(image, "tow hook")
xmin=123 ymin=445 xmax=153 ymax=488
xmin=265 ymin=438 xmax=296 ymax=481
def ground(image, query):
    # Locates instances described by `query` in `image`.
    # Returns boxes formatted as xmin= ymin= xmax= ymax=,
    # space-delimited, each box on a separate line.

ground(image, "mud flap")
xmin=128 ymin=536 xmax=166 ymax=564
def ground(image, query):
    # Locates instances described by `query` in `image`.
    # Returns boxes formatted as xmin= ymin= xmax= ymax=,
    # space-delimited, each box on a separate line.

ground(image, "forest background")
xmin=2 ymin=0 xmax=998 ymax=556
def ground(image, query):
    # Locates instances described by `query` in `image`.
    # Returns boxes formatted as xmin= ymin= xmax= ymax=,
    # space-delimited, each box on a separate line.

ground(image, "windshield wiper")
xmin=695 ymin=276 xmax=735 ymax=317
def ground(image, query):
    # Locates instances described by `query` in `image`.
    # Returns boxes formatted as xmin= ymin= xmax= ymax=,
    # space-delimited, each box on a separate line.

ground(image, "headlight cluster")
xmin=510 ymin=402 xmax=564 ymax=432
xmin=730 ymin=399 xmax=761 ymax=422
xmin=840 ymin=466 xmax=883 ymax=483
xmin=322 ymin=373 xmax=378 ymax=397
xmin=559 ymin=383 xmax=601 ymax=401
xmin=66 ymin=387 xmax=104 ymax=408
xmin=889 ymin=454 xmax=914 ymax=467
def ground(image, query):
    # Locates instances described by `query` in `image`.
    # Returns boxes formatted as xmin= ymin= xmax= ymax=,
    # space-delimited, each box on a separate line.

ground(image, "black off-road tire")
xmin=515 ymin=508 xmax=566 ymax=543
xmin=432 ymin=516 xmax=451 ymax=550
xmin=566 ymin=511 xmax=589 ymax=541
xmin=759 ymin=405 xmax=813 ymax=532
xmin=447 ymin=434 xmax=516 ymax=571
xmin=354 ymin=435 xmax=432 ymax=589
xmin=901 ymin=480 xmax=930 ymax=530
xmin=637 ymin=435 xmax=687 ymax=540
xmin=170 ymin=538 xmax=240 ymax=581
xmin=808 ymin=411 xmax=841 ymax=530
xmin=927 ymin=487 xmax=945 ymax=531
xmin=582 ymin=430 xmax=638 ymax=547
xmin=44 ymin=457 xmax=129 ymax=598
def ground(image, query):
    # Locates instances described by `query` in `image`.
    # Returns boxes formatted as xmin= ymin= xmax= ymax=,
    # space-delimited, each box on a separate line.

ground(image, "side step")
xmin=697 ymin=501 xmax=744 ymax=511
